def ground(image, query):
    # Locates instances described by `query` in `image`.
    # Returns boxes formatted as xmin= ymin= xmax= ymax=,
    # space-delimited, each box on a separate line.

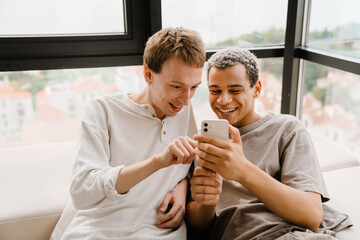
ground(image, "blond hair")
xmin=143 ymin=27 xmax=206 ymax=73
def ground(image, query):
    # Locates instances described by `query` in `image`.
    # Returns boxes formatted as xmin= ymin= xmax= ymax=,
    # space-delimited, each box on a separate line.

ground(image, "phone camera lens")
xmin=204 ymin=128 xmax=208 ymax=132
xmin=204 ymin=123 xmax=208 ymax=127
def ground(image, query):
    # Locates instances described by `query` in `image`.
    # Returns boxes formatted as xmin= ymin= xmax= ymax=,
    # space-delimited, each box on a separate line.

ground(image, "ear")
xmin=253 ymin=80 xmax=262 ymax=98
xmin=143 ymin=65 xmax=153 ymax=85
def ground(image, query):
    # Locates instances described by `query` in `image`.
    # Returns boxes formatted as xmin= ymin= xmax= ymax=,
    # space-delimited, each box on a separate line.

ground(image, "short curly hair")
xmin=207 ymin=47 xmax=259 ymax=87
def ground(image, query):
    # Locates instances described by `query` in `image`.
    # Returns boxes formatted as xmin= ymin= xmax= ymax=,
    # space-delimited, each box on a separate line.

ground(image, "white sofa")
xmin=0 ymin=142 xmax=74 ymax=240
xmin=0 ymin=133 xmax=359 ymax=240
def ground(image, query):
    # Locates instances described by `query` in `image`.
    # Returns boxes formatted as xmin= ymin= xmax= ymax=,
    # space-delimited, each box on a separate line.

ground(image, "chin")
xmin=166 ymin=110 xmax=178 ymax=117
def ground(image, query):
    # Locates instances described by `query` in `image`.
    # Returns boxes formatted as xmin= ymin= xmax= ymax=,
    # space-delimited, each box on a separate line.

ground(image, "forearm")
xmin=239 ymin=162 xmax=323 ymax=231
xmin=175 ymin=177 xmax=189 ymax=194
xmin=115 ymin=154 xmax=163 ymax=194
xmin=70 ymin=167 xmax=118 ymax=209
xmin=186 ymin=201 xmax=216 ymax=231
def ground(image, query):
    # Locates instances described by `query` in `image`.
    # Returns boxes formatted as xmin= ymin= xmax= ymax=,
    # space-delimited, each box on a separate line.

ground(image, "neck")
xmin=128 ymin=88 xmax=148 ymax=105
xmin=235 ymin=112 xmax=261 ymax=128
xmin=128 ymin=87 xmax=166 ymax=120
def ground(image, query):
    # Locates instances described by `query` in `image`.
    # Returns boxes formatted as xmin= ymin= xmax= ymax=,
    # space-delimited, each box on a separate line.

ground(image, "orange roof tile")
xmin=0 ymin=87 xmax=31 ymax=98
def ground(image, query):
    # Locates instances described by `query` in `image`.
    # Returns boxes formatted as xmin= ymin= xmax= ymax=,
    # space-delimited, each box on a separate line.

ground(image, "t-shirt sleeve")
xmin=69 ymin=100 xmax=126 ymax=210
xmin=280 ymin=123 xmax=330 ymax=202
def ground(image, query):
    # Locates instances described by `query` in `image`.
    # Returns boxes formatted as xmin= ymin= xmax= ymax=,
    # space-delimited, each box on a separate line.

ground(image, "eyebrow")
xmin=208 ymin=84 xmax=245 ymax=88
xmin=171 ymin=80 xmax=202 ymax=87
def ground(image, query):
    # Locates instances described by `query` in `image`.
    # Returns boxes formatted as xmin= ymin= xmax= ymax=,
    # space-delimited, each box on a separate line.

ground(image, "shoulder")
xmin=85 ymin=94 xmax=124 ymax=111
xmin=265 ymin=114 xmax=309 ymax=145
xmin=82 ymin=94 xmax=125 ymax=120
xmin=268 ymin=113 xmax=304 ymax=130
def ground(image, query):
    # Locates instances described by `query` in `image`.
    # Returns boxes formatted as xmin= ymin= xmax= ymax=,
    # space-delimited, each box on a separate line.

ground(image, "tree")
xmin=304 ymin=62 xmax=328 ymax=94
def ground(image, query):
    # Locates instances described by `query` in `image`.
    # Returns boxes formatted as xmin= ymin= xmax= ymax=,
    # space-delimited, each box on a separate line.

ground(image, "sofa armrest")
xmin=0 ymin=215 xmax=60 ymax=240
xmin=0 ymin=142 xmax=74 ymax=240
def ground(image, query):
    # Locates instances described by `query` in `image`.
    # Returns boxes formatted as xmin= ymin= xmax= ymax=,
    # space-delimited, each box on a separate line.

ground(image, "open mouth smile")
xmin=170 ymin=103 xmax=182 ymax=112
xmin=218 ymin=107 xmax=238 ymax=114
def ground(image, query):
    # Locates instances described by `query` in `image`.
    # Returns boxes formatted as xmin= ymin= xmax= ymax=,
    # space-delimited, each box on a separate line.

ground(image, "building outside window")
xmin=0 ymin=0 xmax=359 ymax=162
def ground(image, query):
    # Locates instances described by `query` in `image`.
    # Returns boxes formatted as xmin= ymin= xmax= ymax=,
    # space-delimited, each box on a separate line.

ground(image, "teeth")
xmin=170 ymin=103 xmax=182 ymax=109
xmin=219 ymin=108 xmax=237 ymax=114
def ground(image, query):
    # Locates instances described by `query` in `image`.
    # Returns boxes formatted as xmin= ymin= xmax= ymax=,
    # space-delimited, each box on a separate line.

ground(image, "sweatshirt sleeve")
xmin=69 ymin=100 xmax=125 ymax=210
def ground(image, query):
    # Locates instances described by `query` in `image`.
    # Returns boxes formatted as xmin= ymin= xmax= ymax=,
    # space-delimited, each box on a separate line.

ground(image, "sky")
xmin=310 ymin=0 xmax=360 ymax=31
xmin=0 ymin=0 xmax=359 ymax=39
xmin=0 ymin=0 xmax=125 ymax=35
xmin=161 ymin=0 xmax=360 ymax=44
xmin=162 ymin=0 xmax=289 ymax=44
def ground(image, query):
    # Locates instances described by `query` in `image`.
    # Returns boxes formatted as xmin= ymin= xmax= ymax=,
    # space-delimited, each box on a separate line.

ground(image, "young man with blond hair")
xmin=51 ymin=27 xmax=206 ymax=240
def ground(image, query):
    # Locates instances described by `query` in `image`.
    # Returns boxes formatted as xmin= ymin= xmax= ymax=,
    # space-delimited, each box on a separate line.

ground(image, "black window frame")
xmin=282 ymin=0 xmax=360 ymax=116
xmin=0 ymin=0 xmax=162 ymax=71
xmin=0 ymin=0 xmax=359 ymax=118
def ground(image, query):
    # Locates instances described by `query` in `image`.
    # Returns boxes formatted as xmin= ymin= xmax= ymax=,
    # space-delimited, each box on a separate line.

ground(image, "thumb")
xmin=229 ymin=125 xmax=242 ymax=144
xmin=159 ymin=190 xmax=173 ymax=212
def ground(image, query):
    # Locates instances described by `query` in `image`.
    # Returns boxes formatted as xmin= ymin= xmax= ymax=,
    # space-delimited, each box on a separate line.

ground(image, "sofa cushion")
xmin=0 ymin=215 xmax=60 ymax=240
xmin=0 ymin=141 xmax=75 ymax=240
xmin=323 ymin=166 xmax=360 ymax=237
xmin=310 ymin=131 xmax=360 ymax=172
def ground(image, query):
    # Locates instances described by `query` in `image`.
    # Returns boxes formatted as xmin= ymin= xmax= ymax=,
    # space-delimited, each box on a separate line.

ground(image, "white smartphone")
xmin=201 ymin=119 xmax=229 ymax=140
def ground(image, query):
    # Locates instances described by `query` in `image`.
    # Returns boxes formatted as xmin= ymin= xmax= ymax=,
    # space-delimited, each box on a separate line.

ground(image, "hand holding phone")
xmin=201 ymin=119 xmax=229 ymax=140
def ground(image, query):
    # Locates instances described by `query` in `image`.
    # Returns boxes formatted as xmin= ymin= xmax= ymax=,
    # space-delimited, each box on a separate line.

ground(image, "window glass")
xmin=0 ymin=58 xmax=282 ymax=148
xmin=301 ymin=61 xmax=360 ymax=158
xmin=0 ymin=0 xmax=125 ymax=36
xmin=308 ymin=0 xmax=360 ymax=58
xmin=257 ymin=58 xmax=283 ymax=116
xmin=161 ymin=0 xmax=288 ymax=49
xmin=0 ymin=66 xmax=144 ymax=147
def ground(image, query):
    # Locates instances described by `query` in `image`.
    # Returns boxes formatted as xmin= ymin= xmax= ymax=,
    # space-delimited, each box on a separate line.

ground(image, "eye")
xmin=171 ymin=85 xmax=181 ymax=89
xmin=191 ymin=85 xmax=199 ymax=90
xmin=230 ymin=90 xmax=241 ymax=94
xmin=209 ymin=90 xmax=221 ymax=94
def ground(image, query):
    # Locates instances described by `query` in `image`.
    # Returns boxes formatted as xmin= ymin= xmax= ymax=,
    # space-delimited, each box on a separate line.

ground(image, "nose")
xmin=217 ymin=92 xmax=232 ymax=105
xmin=181 ymin=88 xmax=192 ymax=106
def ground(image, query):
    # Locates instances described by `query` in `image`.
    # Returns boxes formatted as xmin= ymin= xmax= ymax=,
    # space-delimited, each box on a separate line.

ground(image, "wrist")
xmin=150 ymin=154 xmax=166 ymax=171
xmin=178 ymin=177 xmax=189 ymax=186
xmin=174 ymin=177 xmax=188 ymax=192
xmin=236 ymin=159 xmax=255 ymax=185
xmin=200 ymin=202 xmax=216 ymax=212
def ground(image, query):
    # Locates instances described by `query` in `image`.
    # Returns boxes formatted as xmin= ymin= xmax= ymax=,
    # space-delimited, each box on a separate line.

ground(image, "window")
xmin=0 ymin=0 xmax=359 ymax=164
xmin=301 ymin=62 xmax=360 ymax=155
xmin=0 ymin=66 xmax=144 ymax=147
xmin=0 ymin=0 xmax=126 ymax=37
xmin=288 ymin=0 xmax=360 ymax=165
xmin=17 ymin=103 xmax=25 ymax=116
xmin=307 ymin=0 xmax=360 ymax=59
xmin=0 ymin=59 xmax=285 ymax=147
xmin=162 ymin=0 xmax=286 ymax=124
xmin=162 ymin=0 xmax=288 ymax=49
xmin=0 ymin=0 xmax=158 ymax=71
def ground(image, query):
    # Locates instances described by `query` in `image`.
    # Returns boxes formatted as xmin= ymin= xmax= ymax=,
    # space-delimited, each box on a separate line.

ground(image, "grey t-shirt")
xmin=209 ymin=113 xmax=351 ymax=240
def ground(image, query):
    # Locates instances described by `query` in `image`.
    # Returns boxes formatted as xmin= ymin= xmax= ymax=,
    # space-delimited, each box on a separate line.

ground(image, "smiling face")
xmin=208 ymin=63 xmax=262 ymax=128
xmin=145 ymin=57 xmax=203 ymax=119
